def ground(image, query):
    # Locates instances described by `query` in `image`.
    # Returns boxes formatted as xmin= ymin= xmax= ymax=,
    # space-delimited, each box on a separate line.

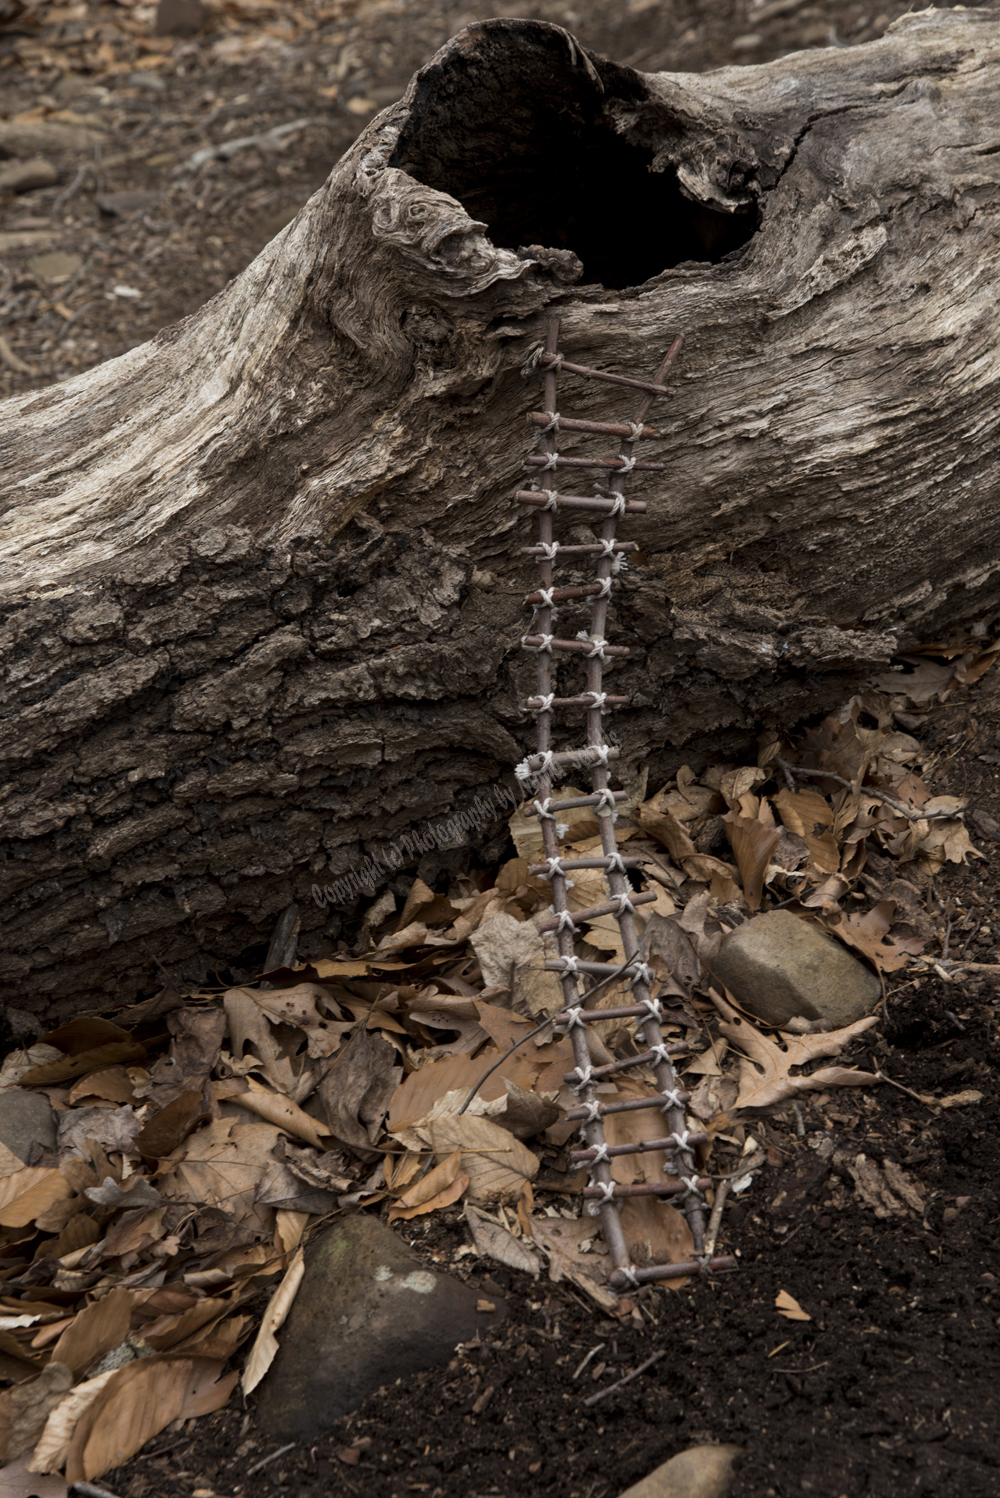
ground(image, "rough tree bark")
xmin=2 ymin=10 xmax=999 ymax=1019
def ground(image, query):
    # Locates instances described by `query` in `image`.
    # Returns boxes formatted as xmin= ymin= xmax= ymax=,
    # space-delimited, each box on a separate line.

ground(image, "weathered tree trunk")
xmin=3 ymin=11 xmax=1000 ymax=1020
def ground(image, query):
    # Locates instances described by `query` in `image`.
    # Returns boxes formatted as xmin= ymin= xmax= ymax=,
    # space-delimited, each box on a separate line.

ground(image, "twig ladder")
xmin=516 ymin=317 xmax=736 ymax=1288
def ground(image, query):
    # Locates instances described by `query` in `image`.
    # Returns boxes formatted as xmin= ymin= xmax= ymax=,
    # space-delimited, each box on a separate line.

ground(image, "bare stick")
xmin=583 ymin=1350 xmax=666 ymax=1407
xmin=703 ymin=1178 xmax=730 ymax=1258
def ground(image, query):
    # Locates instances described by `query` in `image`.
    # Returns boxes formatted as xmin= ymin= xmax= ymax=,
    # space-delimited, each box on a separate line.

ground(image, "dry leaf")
xmin=273 ymin=1210 xmax=309 ymax=1255
xmin=422 ymin=1115 xmax=538 ymax=1204
xmin=0 ymin=1454 xmax=68 ymax=1496
xmin=711 ymin=993 xmax=878 ymax=1109
xmin=464 ymin=1204 xmax=539 ymax=1277
xmin=67 ymin=1066 xmax=140 ymax=1106
xmin=58 ymin=1105 xmax=142 ymax=1159
xmin=224 ymin=988 xmax=299 ymax=1096
xmin=64 ymin=1357 xmax=237 ymax=1483
xmin=1 ymin=1363 xmax=74 ymax=1462
xmin=247 ymin=984 xmax=348 ymax=1059
xmin=387 ymin=1149 xmax=468 ymax=1222
xmin=724 ymin=811 xmax=782 ymax=910
xmin=16 ymin=1041 xmax=146 ymax=1089
xmin=231 ymin=1078 xmax=332 ymax=1149
xmin=775 ymin=1289 xmax=811 ymax=1321
xmin=0 ymin=1170 xmax=73 ymax=1229
xmin=49 ymin=1288 xmax=134 ymax=1378
xmin=529 ymin=1216 xmax=617 ymax=1311
xmin=158 ymin=1118 xmax=282 ymax=1229
xmin=470 ymin=912 xmax=564 ymax=1018
xmin=26 ymin=1369 xmax=119 ymax=1474
xmin=388 ymin=1049 xmax=542 ymax=1133
xmin=241 ymin=1246 xmax=305 ymax=1395
xmin=826 ymin=900 xmax=925 ymax=974
xmin=319 ymin=1025 xmax=401 ymax=1151
xmin=134 ymin=1091 xmax=208 ymax=1159
xmin=136 ymin=1007 xmax=225 ymax=1111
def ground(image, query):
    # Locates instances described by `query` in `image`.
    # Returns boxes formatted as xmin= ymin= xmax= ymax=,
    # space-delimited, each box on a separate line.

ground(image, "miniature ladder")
xmin=516 ymin=317 xmax=736 ymax=1289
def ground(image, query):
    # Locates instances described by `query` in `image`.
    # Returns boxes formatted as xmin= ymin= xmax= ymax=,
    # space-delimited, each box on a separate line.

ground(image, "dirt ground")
xmin=4 ymin=3 xmax=1000 ymax=1496
xmin=102 ymin=669 xmax=1000 ymax=1498
xmin=0 ymin=0 xmax=977 ymax=399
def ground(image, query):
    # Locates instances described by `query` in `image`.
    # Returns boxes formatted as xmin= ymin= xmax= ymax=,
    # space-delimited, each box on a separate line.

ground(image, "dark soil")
xmin=6 ymin=4 xmax=1000 ymax=1496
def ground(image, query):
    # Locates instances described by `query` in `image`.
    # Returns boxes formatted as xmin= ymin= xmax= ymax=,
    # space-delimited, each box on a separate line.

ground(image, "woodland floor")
xmin=3 ymin=3 xmax=1000 ymax=1498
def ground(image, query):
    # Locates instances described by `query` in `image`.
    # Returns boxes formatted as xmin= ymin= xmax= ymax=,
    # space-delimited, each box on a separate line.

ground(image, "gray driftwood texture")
xmin=2 ymin=12 xmax=999 ymax=1016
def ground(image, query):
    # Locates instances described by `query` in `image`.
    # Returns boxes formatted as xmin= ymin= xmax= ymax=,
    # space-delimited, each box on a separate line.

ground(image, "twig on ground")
xmin=775 ymin=756 xmax=958 ymax=821
xmin=875 ymin=1069 xmax=937 ymax=1108
xmin=572 ymin=1342 xmax=606 ymax=1379
xmin=583 ymin=1351 xmax=665 ymax=1408
xmin=246 ymin=1443 xmax=296 ymax=1476
xmin=53 ymin=164 xmax=89 ymax=211
xmin=703 ymin=1178 xmax=730 ymax=1258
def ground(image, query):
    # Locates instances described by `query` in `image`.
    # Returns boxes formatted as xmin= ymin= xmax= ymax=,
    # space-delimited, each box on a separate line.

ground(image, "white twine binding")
xmin=592 ymin=1180 xmax=616 ymax=1203
xmin=595 ymin=789 xmax=618 ymax=818
xmin=560 ymin=1005 xmax=586 ymax=1030
xmin=571 ymin=1063 xmax=595 ymax=1091
xmin=617 ymin=455 xmax=637 ymax=474
xmin=587 ymin=1142 xmax=611 ymax=1165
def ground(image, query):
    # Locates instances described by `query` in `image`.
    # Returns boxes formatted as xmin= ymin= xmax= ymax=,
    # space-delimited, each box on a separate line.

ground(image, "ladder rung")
xmin=521 ymin=636 xmax=630 ymax=657
xmin=529 ymin=856 xmax=645 ymax=874
xmin=545 ymin=959 xmax=633 ymax=977
xmin=525 ymin=792 xmax=627 ymax=815
xmin=555 ymin=1002 xmax=676 ymax=1024
xmin=581 ymin=1177 xmax=711 ymax=1200
xmin=565 ymin=1043 xmax=688 ymax=1084
xmin=564 ymin=1092 xmax=691 ymax=1122
xmin=524 ymin=453 xmax=665 ymax=473
xmin=521 ymin=542 xmax=638 ymax=557
xmin=517 ymin=491 xmax=647 ymax=515
xmin=518 ymin=747 xmax=620 ymax=774
xmin=527 ymin=695 xmax=630 ymax=710
xmin=525 ymin=582 xmax=613 ymax=605
xmin=572 ymin=1132 xmax=709 ymax=1162
xmin=539 ymin=351 xmax=671 ymax=396
xmin=609 ymin=1256 xmax=737 ymax=1289
xmin=528 ymin=413 xmax=658 ymax=439
xmin=539 ymin=891 xmax=657 ymax=931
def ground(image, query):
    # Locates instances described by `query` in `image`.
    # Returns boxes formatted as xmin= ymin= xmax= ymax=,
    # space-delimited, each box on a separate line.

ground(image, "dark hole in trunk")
xmin=391 ymin=21 xmax=758 ymax=288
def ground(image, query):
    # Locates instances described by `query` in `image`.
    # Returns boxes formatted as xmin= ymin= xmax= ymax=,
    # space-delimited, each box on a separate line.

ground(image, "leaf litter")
xmin=0 ymin=691 xmax=988 ymax=1487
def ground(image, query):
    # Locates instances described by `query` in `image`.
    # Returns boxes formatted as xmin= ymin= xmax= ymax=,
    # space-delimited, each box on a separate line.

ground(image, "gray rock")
xmin=0 ymin=158 xmax=58 ymax=194
xmin=711 ymin=908 xmax=880 ymax=1029
xmin=255 ymin=1214 xmax=505 ymax=1440
xmin=0 ymin=1089 xmax=56 ymax=1162
xmin=618 ymin=1445 xmax=741 ymax=1498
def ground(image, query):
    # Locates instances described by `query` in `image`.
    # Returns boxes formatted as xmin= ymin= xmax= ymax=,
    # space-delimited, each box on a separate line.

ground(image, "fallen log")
xmin=2 ymin=11 xmax=999 ymax=1019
